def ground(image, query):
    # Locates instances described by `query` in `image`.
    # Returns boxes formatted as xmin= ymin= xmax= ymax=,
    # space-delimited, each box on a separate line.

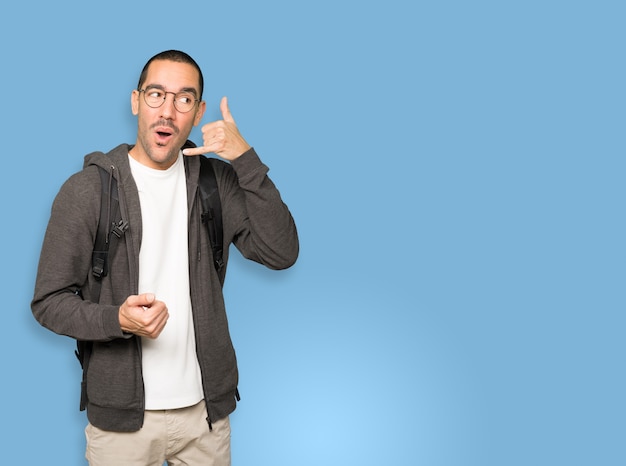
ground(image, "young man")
xmin=31 ymin=50 xmax=299 ymax=465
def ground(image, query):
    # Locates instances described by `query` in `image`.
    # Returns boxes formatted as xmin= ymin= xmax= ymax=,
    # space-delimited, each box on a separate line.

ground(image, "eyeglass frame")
xmin=138 ymin=86 xmax=201 ymax=113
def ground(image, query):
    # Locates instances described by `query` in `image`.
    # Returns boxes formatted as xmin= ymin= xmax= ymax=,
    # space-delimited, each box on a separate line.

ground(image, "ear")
xmin=193 ymin=100 xmax=206 ymax=126
xmin=131 ymin=90 xmax=140 ymax=116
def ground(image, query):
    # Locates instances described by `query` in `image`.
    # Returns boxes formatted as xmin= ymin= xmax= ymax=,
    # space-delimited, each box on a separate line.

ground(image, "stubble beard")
xmin=138 ymin=131 xmax=182 ymax=169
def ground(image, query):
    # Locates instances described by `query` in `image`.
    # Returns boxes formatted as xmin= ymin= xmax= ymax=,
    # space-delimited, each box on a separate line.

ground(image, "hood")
xmin=83 ymin=143 xmax=134 ymax=174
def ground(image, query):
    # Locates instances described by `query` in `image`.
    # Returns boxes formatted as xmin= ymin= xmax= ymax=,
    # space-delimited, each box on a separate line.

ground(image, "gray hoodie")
xmin=32 ymin=143 xmax=298 ymax=431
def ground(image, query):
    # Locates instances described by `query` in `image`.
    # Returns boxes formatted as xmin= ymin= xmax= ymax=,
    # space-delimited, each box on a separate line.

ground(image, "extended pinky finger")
xmin=182 ymin=146 xmax=208 ymax=156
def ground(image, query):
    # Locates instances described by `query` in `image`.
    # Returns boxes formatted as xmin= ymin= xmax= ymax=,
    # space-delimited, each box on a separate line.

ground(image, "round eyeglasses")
xmin=139 ymin=88 xmax=200 ymax=113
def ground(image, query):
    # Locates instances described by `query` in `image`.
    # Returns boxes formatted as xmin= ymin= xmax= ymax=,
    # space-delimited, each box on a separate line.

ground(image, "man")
xmin=31 ymin=50 xmax=299 ymax=465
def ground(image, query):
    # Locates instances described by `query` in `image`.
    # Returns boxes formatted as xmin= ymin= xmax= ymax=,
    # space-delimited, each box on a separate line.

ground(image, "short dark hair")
xmin=137 ymin=50 xmax=204 ymax=99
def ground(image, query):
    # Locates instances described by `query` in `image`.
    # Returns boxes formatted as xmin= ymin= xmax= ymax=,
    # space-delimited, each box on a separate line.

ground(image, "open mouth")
xmin=154 ymin=127 xmax=175 ymax=144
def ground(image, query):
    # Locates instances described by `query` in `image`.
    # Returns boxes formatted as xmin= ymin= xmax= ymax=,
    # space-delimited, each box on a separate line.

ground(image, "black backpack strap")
xmin=91 ymin=165 xmax=128 ymax=291
xmin=91 ymin=166 xmax=114 ymax=284
xmin=198 ymin=156 xmax=224 ymax=275
xmin=75 ymin=338 xmax=91 ymax=411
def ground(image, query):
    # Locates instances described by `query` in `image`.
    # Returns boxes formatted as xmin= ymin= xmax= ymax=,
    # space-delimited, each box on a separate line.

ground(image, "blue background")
xmin=1 ymin=1 xmax=624 ymax=464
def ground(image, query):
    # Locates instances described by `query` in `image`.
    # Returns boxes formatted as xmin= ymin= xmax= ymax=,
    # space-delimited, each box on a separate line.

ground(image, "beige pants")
xmin=85 ymin=400 xmax=231 ymax=466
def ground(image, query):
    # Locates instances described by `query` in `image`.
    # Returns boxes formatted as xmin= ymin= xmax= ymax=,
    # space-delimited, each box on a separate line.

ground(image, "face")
xmin=130 ymin=59 xmax=206 ymax=170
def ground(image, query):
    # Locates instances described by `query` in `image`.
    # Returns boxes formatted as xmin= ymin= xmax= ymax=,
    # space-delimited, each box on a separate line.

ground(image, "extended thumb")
xmin=221 ymin=96 xmax=235 ymax=123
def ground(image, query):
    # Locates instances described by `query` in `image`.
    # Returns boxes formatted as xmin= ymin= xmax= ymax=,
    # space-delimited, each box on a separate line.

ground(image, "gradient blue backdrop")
xmin=1 ymin=1 xmax=624 ymax=464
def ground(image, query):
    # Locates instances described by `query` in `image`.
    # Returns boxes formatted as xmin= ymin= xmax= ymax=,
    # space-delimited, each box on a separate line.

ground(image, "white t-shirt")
xmin=129 ymin=152 xmax=204 ymax=410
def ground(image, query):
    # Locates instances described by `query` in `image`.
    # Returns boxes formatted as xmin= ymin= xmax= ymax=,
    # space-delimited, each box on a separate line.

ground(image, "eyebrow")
xmin=144 ymin=84 xmax=199 ymax=98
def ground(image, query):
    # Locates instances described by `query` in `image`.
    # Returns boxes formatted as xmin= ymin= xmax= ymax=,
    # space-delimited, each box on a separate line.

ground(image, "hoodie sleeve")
xmin=220 ymin=148 xmax=299 ymax=270
xmin=31 ymin=167 xmax=125 ymax=341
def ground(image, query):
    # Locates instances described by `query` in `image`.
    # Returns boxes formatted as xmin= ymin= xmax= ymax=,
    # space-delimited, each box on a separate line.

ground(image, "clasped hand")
xmin=119 ymin=293 xmax=169 ymax=339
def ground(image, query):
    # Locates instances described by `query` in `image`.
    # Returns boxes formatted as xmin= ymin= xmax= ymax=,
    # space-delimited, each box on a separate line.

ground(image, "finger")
xmin=182 ymin=143 xmax=222 ymax=156
xmin=145 ymin=307 xmax=169 ymax=338
xmin=141 ymin=292 xmax=155 ymax=305
xmin=182 ymin=146 xmax=206 ymax=156
xmin=220 ymin=96 xmax=235 ymax=124
xmin=128 ymin=292 xmax=155 ymax=307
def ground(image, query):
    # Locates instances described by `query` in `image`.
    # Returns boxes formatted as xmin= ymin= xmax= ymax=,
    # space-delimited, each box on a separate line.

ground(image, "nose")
xmin=160 ymin=92 xmax=177 ymax=118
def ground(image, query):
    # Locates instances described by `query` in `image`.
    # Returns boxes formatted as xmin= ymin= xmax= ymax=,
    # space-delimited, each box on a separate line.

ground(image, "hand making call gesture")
xmin=183 ymin=96 xmax=251 ymax=161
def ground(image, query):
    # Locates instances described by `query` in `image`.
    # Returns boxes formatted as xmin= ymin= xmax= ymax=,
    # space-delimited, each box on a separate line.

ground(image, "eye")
xmin=147 ymin=89 xmax=165 ymax=99
xmin=176 ymin=93 xmax=194 ymax=104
